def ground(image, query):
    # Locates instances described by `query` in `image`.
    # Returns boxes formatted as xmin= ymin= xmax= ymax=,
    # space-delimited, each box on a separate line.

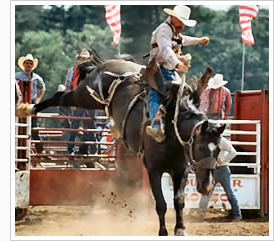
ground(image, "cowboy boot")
xmin=146 ymin=105 xmax=167 ymax=142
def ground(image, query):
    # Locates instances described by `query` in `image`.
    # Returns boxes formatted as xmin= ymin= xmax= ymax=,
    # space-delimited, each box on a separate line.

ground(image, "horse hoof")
xmin=159 ymin=229 xmax=168 ymax=236
xmin=15 ymin=103 xmax=35 ymax=117
xmin=175 ymin=228 xmax=187 ymax=236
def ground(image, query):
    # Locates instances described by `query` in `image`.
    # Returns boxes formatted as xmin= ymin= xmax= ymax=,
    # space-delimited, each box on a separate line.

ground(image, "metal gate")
xmin=15 ymin=116 xmax=31 ymax=208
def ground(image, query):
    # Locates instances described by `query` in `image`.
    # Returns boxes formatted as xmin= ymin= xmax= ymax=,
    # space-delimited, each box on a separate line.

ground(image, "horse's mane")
xmin=78 ymin=49 xmax=138 ymax=82
xmin=113 ymin=54 xmax=136 ymax=63
xmin=163 ymin=66 xmax=212 ymax=119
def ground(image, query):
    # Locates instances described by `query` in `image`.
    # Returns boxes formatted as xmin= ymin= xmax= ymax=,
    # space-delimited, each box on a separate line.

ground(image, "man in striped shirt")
xmin=199 ymin=74 xmax=232 ymax=120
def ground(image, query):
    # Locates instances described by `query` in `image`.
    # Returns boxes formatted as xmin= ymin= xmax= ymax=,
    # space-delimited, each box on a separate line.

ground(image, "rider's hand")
xmin=178 ymin=53 xmax=192 ymax=65
xmin=176 ymin=62 xmax=189 ymax=73
xmin=200 ymin=36 xmax=210 ymax=46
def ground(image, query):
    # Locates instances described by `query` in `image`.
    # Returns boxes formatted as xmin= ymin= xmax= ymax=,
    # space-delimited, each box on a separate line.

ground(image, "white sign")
xmin=162 ymin=173 xmax=260 ymax=209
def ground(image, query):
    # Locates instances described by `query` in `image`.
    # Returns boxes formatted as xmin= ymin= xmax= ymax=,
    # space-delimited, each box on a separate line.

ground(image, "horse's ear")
xmin=195 ymin=120 xmax=208 ymax=136
xmin=218 ymin=124 xmax=226 ymax=135
xmin=201 ymin=120 xmax=209 ymax=133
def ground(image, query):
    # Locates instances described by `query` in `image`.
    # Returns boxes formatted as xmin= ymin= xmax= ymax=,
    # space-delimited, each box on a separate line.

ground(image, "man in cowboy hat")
xmin=15 ymin=53 xmax=46 ymax=153
xmin=64 ymin=48 xmax=97 ymax=167
xmin=145 ymin=5 xmax=210 ymax=142
xmin=65 ymin=48 xmax=93 ymax=90
xmin=194 ymin=74 xmax=238 ymax=221
xmin=199 ymin=73 xmax=232 ymax=120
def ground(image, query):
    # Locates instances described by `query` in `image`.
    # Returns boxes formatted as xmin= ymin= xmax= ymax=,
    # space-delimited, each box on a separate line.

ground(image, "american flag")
xmin=104 ymin=5 xmax=121 ymax=46
xmin=239 ymin=5 xmax=259 ymax=45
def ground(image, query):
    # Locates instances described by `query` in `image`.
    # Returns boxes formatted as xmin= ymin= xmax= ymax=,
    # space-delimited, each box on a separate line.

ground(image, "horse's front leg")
xmin=172 ymin=168 xmax=189 ymax=236
xmin=147 ymin=169 xmax=168 ymax=236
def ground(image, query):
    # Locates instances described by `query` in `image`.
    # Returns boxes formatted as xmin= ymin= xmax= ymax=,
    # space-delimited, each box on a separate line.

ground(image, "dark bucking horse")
xmin=16 ymin=54 xmax=225 ymax=236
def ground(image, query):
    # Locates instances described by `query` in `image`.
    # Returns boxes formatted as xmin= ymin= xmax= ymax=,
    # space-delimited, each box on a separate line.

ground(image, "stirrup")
xmin=146 ymin=119 xmax=166 ymax=143
xmin=146 ymin=125 xmax=166 ymax=143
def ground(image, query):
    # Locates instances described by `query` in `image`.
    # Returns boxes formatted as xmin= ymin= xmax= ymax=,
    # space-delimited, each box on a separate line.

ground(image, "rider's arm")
xmin=155 ymin=24 xmax=181 ymax=70
xmin=182 ymin=35 xmax=210 ymax=46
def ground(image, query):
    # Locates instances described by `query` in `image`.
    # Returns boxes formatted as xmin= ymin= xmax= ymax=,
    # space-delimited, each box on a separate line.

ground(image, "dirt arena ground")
xmin=15 ymin=189 xmax=269 ymax=237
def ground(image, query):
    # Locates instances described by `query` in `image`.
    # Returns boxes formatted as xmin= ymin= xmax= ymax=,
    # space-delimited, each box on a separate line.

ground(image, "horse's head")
xmin=190 ymin=121 xmax=226 ymax=195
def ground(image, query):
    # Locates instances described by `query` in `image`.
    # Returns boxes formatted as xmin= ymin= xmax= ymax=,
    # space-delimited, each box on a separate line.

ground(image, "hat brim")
xmin=18 ymin=57 xmax=38 ymax=71
xmin=75 ymin=54 xmax=93 ymax=60
xmin=208 ymin=79 xmax=228 ymax=89
xmin=163 ymin=8 xmax=197 ymax=27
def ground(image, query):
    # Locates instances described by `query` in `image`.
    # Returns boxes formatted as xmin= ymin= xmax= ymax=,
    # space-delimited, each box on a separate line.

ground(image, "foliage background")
xmin=15 ymin=5 xmax=269 ymax=115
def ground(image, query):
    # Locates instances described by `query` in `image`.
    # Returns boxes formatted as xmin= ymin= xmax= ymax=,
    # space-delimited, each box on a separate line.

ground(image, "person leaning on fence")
xmin=196 ymin=136 xmax=242 ymax=222
xmin=15 ymin=54 xmax=46 ymax=153
xmin=57 ymin=84 xmax=72 ymax=142
xmin=65 ymin=48 xmax=97 ymax=168
xmin=94 ymin=109 xmax=111 ymax=154
xmin=145 ymin=5 xmax=210 ymax=142
xmin=199 ymin=74 xmax=232 ymax=120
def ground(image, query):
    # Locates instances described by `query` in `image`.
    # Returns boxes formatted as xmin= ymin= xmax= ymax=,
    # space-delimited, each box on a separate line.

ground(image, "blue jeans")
xmin=199 ymin=165 xmax=241 ymax=217
xmin=67 ymin=108 xmax=97 ymax=155
xmin=148 ymin=66 xmax=175 ymax=127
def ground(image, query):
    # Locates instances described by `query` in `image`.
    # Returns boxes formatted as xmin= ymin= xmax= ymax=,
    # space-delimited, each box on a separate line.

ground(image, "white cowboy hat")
xmin=208 ymin=74 xmax=228 ymax=89
xmin=163 ymin=5 xmax=197 ymax=27
xmin=57 ymin=84 xmax=66 ymax=92
xmin=18 ymin=54 xmax=38 ymax=71
xmin=75 ymin=48 xmax=93 ymax=60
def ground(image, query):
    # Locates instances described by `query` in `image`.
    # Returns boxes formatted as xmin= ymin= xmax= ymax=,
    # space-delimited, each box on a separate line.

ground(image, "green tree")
xmin=15 ymin=5 xmax=44 ymax=42
xmin=15 ymin=4 xmax=269 ymax=94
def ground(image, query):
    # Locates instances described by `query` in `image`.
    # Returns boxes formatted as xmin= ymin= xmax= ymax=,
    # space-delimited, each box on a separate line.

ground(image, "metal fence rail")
xmin=30 ymin=113 xmax=117 ymax=170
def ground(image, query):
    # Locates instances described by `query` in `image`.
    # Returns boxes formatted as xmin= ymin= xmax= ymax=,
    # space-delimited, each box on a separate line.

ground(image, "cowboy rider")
xmin=145 ymin=5 xmax=210 ymax=142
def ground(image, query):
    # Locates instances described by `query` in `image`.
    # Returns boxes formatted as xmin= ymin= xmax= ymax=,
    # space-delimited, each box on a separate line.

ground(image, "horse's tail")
xmin=77 ymin=47 xmax=105 ymax=81
xmin=88 ymin=46 xmax=105 ymax=65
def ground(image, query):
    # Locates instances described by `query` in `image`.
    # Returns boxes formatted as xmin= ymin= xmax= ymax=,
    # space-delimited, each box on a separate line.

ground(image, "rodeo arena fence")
xmin=15 ymin=90 xmax=269 ymax=219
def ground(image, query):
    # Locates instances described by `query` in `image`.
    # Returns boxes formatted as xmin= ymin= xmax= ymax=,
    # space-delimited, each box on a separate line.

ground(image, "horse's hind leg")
xmin=147 ymin=169 xmax=168 ymax=236
xmin=34 ymin=91 xmax=65 ymax=113
xmin=16 ymin=91 xmax=65 ymax=117
xmin=35 ymin=90 xmax=80 ymax=113
xmin=172 ymin=169 xmax=188 ymax=236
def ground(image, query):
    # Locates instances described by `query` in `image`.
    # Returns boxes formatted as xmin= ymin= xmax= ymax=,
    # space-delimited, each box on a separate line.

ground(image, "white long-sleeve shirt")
xmin=149 ymin=17 xmax=202 ymax=70
xmin=218 ymin=137 xmax=237 ymax=167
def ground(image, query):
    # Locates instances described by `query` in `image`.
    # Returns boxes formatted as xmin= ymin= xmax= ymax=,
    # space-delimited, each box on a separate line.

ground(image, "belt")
xmin=142 ymin=43 xmax=158 ymax=59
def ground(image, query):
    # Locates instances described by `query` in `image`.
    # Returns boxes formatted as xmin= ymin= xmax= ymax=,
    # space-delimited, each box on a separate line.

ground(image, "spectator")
xmin=57 ymin=84 xmax=72 ymax=142
xmin=199 ymin=74 xmax=232 ymax=120
xmin=64 ymin=48 xmax=93 ymax=90
xmin=65 ymin=48 xmax=97 ymax=168
xmin=67 ymin=108 xmax=97 ymax=156
xmin=94 ymin=109 xmax=111 ymax=154
xmin=16 ymin=54 xmax=46 ymax=153
xmin=145 ymin=5 xmax=210 ymax=142
xmin=197 ymin=78 xmax=239 ymax=221
xmin=197 ymin=136 xmax=242 ymax=222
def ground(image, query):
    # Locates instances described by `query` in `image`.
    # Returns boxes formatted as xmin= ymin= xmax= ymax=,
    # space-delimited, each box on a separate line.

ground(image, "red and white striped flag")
xmin=239 ymin=5 xmax=259 ymax=45
xmin=104 ymin=5 xmax=121 ymax=46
